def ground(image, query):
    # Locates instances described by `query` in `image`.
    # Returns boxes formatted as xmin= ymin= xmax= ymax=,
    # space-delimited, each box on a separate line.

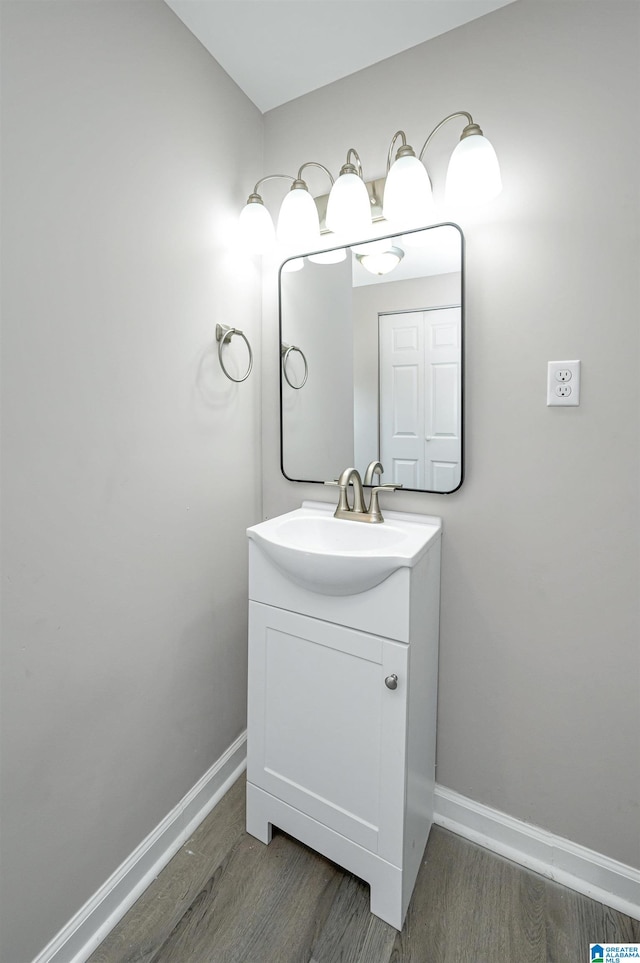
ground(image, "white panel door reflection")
xmin=379 ymin=307 xmax=461 ymax=491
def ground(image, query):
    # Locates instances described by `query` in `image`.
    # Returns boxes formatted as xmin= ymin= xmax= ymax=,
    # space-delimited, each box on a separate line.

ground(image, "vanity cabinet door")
xmin=247 ymin=601 xmax=408 ymax=864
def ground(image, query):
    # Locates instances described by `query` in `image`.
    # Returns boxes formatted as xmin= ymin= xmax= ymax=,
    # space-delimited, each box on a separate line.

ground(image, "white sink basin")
xmin=247 ymin=501 xmax=441 ymax=596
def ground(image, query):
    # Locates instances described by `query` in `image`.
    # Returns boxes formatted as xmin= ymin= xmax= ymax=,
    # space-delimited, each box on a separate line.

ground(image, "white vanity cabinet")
xmin=246 ymin=502 xmax=441 ymax=930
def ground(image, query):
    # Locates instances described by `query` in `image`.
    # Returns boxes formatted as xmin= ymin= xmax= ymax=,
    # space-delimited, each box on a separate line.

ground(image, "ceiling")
xmin=164 ymin=1 xmax=516 ymax=113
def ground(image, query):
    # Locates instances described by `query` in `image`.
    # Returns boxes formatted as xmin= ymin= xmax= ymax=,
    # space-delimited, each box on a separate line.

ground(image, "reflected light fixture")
xmin=356 ymin=245 xmax=404 ymax=276
xmin=238 ymin=111 xmax=501 ymax=255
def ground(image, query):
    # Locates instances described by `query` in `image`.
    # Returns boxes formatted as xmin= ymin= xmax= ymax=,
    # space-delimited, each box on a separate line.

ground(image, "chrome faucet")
xmin=327 ymin=463 xmax=401 ymax=523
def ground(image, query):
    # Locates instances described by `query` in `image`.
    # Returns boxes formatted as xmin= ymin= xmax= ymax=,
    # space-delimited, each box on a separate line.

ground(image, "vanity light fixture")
xmin=239 ymin=164 xmax=333 ymax=254
xmin=445 ymin=118 xmax=502 ymax=205
xmin=325 ymin=149 xmax=372 ymax=236
xmin=276 ymin=162 xmax=334 ymax=247
xmin=276 ymin=178 xmax=320 ymax=246
xmin=238 ymin=185 xmax=278 ymax=254
xmin=239 ymin=111 xmax=501 ymax=254
xmin=383 ymin=132 xmax=433 ymax=223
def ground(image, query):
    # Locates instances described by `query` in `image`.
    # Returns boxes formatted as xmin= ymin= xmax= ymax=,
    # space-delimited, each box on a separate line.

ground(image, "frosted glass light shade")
xmin=383 ymin=154 xmax=433 ymax=223
xmin=445 ymin=133 xmax=502 ymax=206
xmin=326 ymin=172 xmax=372 ymax=236
xmin=356 ymin=245 xmax=404 ymax=276
xmin=238 ymin=200 xmax=275 ymax=254
xmin=277 ymin=185 xmax=321 ymax=248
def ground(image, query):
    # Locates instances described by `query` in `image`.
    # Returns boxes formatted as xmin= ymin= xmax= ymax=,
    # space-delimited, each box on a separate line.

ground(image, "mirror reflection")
xmin=279 ymin=223 xmax=463 ymax=494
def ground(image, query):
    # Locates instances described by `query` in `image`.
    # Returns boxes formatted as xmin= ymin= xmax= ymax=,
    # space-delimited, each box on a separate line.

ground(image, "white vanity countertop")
xmin=247 ymin=500 xmax=441 ymax=597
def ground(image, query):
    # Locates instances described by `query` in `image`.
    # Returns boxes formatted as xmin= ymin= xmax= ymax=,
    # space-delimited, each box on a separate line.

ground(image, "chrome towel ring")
xmin=216 ymin=323 xmax=253 ymax=383
xmin=281 ymin=342 xmax=308 ymax=389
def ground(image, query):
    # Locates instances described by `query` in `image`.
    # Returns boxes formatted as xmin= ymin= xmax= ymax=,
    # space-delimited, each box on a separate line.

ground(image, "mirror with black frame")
xmin=279 ymin=222 xmax=464 ymax=494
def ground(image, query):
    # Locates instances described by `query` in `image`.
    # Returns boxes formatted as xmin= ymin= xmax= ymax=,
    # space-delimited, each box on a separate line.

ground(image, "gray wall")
xmin=261 ymin=0 xmax=640 ymax=868
xmin=0 ymin=3 xmax=263 ymax=960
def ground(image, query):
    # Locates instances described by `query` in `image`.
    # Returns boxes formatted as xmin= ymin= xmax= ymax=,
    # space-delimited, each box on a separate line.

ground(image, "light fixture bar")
xmin=238 ymin=111 xmax=501 ymax=253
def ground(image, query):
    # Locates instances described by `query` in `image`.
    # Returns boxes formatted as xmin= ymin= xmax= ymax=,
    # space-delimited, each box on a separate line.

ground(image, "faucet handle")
xmin=368 ymin=484 xmax=402 ymax=522
xmin=324 ymin=480 xmax=351 ymax=513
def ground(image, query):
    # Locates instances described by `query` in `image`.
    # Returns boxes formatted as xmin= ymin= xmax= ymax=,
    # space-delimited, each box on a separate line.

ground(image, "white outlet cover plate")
xmin=547 ymin=360 xmax=581 ymax=406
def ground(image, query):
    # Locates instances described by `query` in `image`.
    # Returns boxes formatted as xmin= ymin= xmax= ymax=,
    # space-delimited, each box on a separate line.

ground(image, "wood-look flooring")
xmin=88 ymin=774 xmax=639 ymax=963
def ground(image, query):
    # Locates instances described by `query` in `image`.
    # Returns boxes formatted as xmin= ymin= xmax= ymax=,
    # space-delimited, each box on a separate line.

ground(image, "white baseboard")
xmin=434 ymin=784 xmax=640 ymax=921
xmin=32 ymin=732 xmax=247 ymax=963
xmin=31 ymin=747 xmax=639 ymax=963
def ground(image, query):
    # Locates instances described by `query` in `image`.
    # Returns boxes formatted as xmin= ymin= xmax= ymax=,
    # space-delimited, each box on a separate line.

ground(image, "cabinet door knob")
xmin=385 ymin=674 xmax=398 ymax=690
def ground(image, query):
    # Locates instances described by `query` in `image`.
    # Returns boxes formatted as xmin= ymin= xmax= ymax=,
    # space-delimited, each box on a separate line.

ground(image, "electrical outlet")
xmin=547 ymin=360 xmax=580 ymax=406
